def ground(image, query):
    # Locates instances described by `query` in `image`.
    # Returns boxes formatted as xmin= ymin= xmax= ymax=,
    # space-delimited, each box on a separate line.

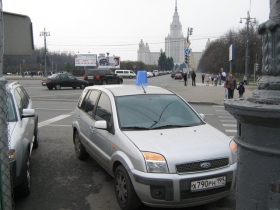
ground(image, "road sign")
xmin=185 ymin=49 xmax=190 ymax=54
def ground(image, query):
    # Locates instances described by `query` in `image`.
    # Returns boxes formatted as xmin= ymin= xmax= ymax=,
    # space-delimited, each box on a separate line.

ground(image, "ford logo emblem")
xmin=200 ymin=162 xmax=211 ymax=169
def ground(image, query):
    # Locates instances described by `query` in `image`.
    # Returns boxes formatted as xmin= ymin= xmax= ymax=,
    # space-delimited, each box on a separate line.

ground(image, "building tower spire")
xmin=175 ymin=0 xmax=178 ymax=14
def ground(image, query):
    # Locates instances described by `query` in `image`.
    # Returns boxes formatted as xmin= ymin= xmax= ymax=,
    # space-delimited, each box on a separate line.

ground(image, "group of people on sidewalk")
xmin=183 ymin=70 xmax=196 ymax=86
xmin=182 ymin=71 xmax=245 ymax=99
xmin=224 ymin=72 xmax=245 ymax=99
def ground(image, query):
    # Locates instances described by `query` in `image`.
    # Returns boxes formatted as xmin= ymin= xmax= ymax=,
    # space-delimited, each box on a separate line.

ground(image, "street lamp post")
xmin=240 ymin=11 xmax=256 ymax=83
xmin=40 ymin=28 xmax=50 ymax=77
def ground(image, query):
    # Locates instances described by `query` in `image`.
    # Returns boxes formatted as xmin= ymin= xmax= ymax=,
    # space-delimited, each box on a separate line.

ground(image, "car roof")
xmin=84 ymin=85 xmax=174 ymax=97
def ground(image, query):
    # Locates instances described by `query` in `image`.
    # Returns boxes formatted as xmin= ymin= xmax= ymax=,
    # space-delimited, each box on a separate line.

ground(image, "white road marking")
xmin=38 ymin=115 xmax=71 ymax=128
xmin=47 ymin=124 xmax=72 ymax=127
xmin=222 ymin=124 xmax=237 ymax=127
xmin=220 ymin=120 xmax=236 ymax=122
xmin=215 ymin=110 xmax=227 ymax=112
xmin=219 ymin=116 xmax=234 ymax=118
xmin=226 ymin=129 xmax=237 ymax=133
xmin=212 ymin=105 xmax=224 ymax=108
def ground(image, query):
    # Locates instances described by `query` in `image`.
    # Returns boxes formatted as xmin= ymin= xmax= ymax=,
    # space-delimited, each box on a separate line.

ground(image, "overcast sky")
xmin=3 ymin=0 xmax=270 ymax=61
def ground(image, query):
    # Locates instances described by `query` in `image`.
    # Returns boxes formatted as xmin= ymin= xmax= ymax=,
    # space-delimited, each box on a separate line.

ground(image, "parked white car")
xmin=7 ymin=81 xmax=39 ymax=196
xmin=153 ymin=70 xmax=159 ymax=76
xmin=72 ymin=84 xmax=237 ymax=210
xmin=147 ymin=71 xmax=154 ymax=78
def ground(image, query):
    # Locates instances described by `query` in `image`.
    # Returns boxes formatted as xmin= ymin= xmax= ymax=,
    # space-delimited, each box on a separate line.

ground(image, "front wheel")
xmin=33 ymin=117 xmax=39 ymax=149
xmin=55 ymin=84 xmax=61 ymax=90
xmin=118 ymin=79 xmax=123 ymax=84
xmin=80 ymin=84 xmax=85 ymax=89
xmin=102 ymin=80 xmax=107 ymax=85
xmin=72 ymin=87 xmax=77 ymax=89
xmin=114 ymin=165 xmax=141 ymax=210
xmin=14 ymin=154 xmax=31 ymax=197
xmin=74 ymin=131 xmax=89 ymax=160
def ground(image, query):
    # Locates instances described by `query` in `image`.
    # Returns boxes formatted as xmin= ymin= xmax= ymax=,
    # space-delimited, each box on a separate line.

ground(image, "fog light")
xmin=150 ymin=185 xmax=165 ymax=200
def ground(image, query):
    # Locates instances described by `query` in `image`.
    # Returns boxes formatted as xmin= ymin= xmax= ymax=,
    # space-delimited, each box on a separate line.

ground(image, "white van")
xmin=115 ymin=70 xmax=136 ymax=78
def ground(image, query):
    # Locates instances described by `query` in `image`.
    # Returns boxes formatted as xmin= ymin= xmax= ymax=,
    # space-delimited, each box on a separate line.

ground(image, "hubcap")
xmin=115 ymin=171 xmax=127 ymax=204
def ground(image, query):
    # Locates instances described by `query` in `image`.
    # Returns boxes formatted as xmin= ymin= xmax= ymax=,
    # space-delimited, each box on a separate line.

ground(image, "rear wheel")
xmin=114 ymin=165 xmax=141 ymax=210
xmin=118 ymin=79 xmax=123 ymax=84
xmin=74 ymin=131 xmax=89 ymax=160
xmin=47 ymin=86 xmax=53 ymax=90
xmin=102 ymin=80 xmax=107 ymax=85
xmin=55 ymin=84 xmax=61 ymax=90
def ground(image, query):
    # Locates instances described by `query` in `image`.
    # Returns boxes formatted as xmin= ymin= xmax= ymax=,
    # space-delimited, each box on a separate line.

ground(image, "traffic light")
xmin=190 ymin=27 xmax=193 ymax=36
xmin=256 ymin=63 xmax=259 ymax=71
xmin=185 ymin=54 xmax=190 ymax=64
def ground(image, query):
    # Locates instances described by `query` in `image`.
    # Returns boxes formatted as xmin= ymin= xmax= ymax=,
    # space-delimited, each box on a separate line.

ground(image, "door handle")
xmin=90 ymin=126 xmax=95 ymax=132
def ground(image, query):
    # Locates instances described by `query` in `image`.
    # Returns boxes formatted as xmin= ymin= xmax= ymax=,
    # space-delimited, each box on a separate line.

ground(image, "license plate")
xmin=88 ymin=76 xmax=93 ymax=79
xmin=42 ymin=82 xmax=46 ymax=85
xmin=190 ymin=176 xmax=226 ymax=192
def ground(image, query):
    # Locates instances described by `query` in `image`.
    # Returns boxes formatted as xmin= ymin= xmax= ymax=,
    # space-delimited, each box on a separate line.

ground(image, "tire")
xmin=14 ymin=154 xmax=31 ymax=197
xmin=74 ymin=131 xmax=89 ymax=160
xmin=72 ymin=87 xmax=77 ymax=89
xmin=80 ymin=84 xmax=85 ymax=89
xmin=55 ymin=84 xmax=61 ymax=90
xmin=33 ymin=117 xmax=39 ymax=149
xmin=47 ymin=86 xmax=53 ymax=90
xmin=118 ymin=79 xmax=123 ymax=84
xmin=102 ymin=80 xmax=107 ymax=85
xmin=114 ymin=165 xmax=141 ymax=210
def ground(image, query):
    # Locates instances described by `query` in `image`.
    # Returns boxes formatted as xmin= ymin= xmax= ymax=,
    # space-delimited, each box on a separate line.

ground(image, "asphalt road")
xmin=5 ymin=76 xmax=236 ymax=210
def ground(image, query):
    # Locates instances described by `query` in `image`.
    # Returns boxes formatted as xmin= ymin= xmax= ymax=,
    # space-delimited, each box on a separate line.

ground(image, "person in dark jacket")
xmin=237 ymin=82 xmax=245 ymax=97
xmin=183 ymin=72 xmax=188 ymax=86
xmin=191 ymin=70 xmax=196 ymax=86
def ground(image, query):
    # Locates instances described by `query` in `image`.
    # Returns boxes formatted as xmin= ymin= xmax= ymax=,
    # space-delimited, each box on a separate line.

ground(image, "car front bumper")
xmin=130 ymin=163 xmax=237 ymax=208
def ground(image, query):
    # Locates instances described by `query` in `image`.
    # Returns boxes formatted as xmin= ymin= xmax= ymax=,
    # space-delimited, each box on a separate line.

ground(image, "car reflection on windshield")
xmin=116 ymin=94 xmax=204 ymax=130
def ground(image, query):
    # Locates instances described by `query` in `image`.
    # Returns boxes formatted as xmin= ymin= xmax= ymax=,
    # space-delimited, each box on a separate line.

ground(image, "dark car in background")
xmin=41 ymin=73 xmax=88 ymax=90
xmin=83 ymin=69 xmax=123 ymax=85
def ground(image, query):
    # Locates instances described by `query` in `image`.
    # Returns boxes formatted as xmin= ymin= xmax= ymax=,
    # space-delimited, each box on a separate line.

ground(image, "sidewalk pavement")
xmin=165 ymin=79 xmax=255 ymax=106
xmin=3 ymin=75 xmax=256 ymax=106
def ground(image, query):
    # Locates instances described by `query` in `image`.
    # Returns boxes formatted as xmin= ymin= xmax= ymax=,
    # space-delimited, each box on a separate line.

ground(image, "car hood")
xmin=122 ymin=124 xmax=233 ymax=172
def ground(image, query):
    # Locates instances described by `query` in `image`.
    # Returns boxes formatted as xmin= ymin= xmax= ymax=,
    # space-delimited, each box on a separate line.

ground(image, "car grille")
xmin=176 ymin=158 xmax=229 ymax=173
xmin=181 ymin=182 xmax=231 ymax=200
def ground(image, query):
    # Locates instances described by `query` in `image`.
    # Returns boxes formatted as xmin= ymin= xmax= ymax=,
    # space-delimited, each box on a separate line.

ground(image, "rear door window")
xmin=80 ymin=90 xmax=100 ymax=118
xmin=94 ymin=93 xmax=112 ymax=123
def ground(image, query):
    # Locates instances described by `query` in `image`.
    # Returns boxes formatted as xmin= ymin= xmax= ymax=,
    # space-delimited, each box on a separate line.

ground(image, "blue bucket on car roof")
xmin=135 ymin=71 xmax=148 ymax=86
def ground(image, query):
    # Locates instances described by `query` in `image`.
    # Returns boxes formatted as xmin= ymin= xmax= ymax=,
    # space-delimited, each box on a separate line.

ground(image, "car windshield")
xmin=116 ymin=94 xmax=204 ymax=130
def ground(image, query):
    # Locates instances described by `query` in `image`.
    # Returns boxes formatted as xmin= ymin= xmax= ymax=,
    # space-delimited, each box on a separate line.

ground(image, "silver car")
xmin=7 ymin=81 xmax=39 ymax=196
xmin=72 ymin=85 xmax=237 ymax=209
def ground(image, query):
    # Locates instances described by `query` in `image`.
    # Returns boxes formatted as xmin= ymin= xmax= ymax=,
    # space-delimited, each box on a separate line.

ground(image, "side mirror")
xmin=21 ymin=109 xmax=35 ymax=118
xmin=95 ymin=120 xmax=107 ymax=129
xmin=199 ymin=114 xmax=205 ymax=121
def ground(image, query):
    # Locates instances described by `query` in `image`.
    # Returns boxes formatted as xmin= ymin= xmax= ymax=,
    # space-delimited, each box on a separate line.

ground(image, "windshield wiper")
xmin=150 ymin=125 xmax=189 ymax=130
xmin=121 ymin=126 xmax=150 ymax=130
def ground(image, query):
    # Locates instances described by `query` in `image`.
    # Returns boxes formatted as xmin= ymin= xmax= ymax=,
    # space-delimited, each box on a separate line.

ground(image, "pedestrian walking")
xmin=205 ymin=72 xmax=210 ymax=86
xmin=224 ymin=73 xmax=237 ymax=99
xmin=214 ymin=75 xmax=218 ymax=86
xmin=191 ymin=70 xmax=196 ymax=86
xmin=211 ymin=73 xmax=214 ymax=85
xmin=183 ymin=72 xmax=188 ymax=86
xmin=243 ymin=75 xmax=248 ymax=85
xmin=202 ymin=73 xmax=205 ymax=83
xmin=237 ymin=82 xmax=245 ymax=97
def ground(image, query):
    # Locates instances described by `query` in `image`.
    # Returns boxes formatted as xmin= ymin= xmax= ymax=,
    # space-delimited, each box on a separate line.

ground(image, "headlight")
xmin=229 ymin=140 xmax=237 ymax=163
xmin=142 ymin=152 xmax=169 ymax=173
xmin=8 ymin=149 xmax=16 ymax=161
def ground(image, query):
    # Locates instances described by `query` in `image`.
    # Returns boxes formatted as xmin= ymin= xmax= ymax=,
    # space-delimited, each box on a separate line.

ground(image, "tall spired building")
xmin=165 ymin=0 xmax=187 ymax=64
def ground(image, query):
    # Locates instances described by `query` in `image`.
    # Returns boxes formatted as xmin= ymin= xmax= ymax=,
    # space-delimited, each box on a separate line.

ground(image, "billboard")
xmin=98 ymin=55 xmax=120 ymax=69
xmin=74 ymin=54 xmax=97 ymax=66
